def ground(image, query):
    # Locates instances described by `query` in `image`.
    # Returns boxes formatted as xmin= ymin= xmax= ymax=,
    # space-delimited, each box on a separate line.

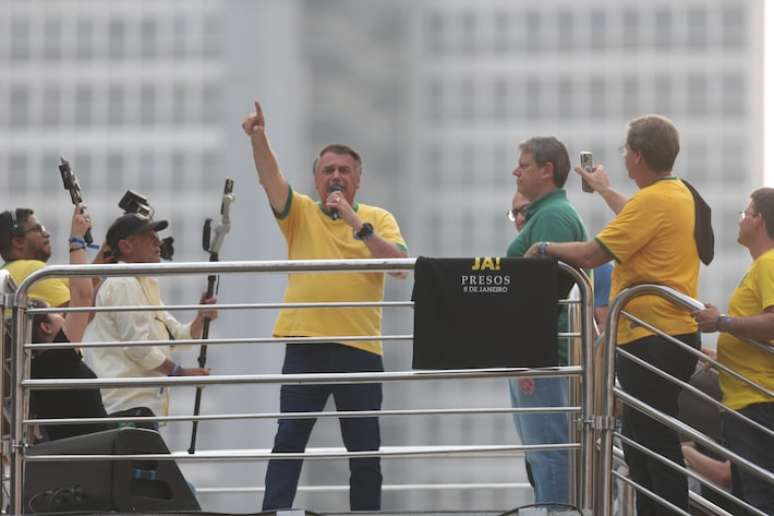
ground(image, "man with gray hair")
xmin=506 ymin=136 xmax=588 ymax=504
xmin=242 ymin=101 xmax=408 ymax=512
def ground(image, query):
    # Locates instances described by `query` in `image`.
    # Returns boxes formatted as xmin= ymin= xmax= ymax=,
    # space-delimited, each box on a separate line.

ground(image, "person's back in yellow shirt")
xmin=596 ymin=178 xmax=699 ymax=344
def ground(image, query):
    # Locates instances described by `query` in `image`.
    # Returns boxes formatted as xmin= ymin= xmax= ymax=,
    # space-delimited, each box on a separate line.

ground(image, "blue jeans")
xmin=509 ymin=376 xmax=570 ymax=504
xmin=262 ymin=343 xmax=383 ymax=511
xmin=722 ymin=402 xmax=774 ymax=514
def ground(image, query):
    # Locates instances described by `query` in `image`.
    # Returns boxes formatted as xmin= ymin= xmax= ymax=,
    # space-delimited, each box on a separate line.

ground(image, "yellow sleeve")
xmin=275 ymin=187 xmax=308 ymax=245
xmin=756 ymin=256 xmax=774 ymax=310
xmin=375 ymin=210 xmax=407 ymax=252
xmin=595 ymin=191 xmax=661 ymax=264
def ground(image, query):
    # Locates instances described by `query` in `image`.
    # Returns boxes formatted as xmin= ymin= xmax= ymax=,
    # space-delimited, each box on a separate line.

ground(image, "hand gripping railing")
xmin=8 ymin=258 xmax=595 ymax=514
xmin=597 ymin=284 xmax=774 ymax=516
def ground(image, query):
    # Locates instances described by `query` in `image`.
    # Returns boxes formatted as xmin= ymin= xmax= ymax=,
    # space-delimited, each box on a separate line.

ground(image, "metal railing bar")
xmin=195 ymin=482 xmax=533 ymax=494
xmin=613 ymin=443 xmax=739 ymax=515
xmin=621 ymin=311 xmax=774 ymax=399
xmin=615 ymin=432 xmax=766 ymax=516
xmin=22 ymin=366 xmax=584 ymax=390
xmin=26 ymin=405 xmax=583 ymax=426
xmin=616 ymin=347 xmax=774 ymax=439
xmin=688 ymin=492 xmax=735 ymax=516
xmin=25 ymin=334 xmax=414 ymax=350
xmin=615 ymin=388 xmax=774 ymax=486
xmin=26 ymin=332 xmax=579 ymax=351
xmin=612 ymin=471 xmax=692 ymax=516
xmin=25 ymin=443 xmax=581 ymax=462
xmin=617 ymin=284 xmax=771 ymax=355
xmin=14 ymin=259 xmax=418 ymax=300
xmin=32 ymin=299 xmax=581 ymax=314
xmin=30 ymin=300 xmax=416 ymax=314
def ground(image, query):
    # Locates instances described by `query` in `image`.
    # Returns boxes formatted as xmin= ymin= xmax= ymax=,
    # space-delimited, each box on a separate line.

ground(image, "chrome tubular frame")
xmin=598 ymin=283 xmax=774 ymax=516
xmin=8 ymin=259 xmax=595 ymax=514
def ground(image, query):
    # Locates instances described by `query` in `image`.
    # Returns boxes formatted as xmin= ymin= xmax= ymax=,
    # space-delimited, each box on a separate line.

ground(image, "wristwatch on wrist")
xmin=355 ymin=222 xmax=374 ymax=241
xmin=537 ymin=241 xmax=550 ymax=256
xmin=717 ymin=315 xmax=732 ymax=333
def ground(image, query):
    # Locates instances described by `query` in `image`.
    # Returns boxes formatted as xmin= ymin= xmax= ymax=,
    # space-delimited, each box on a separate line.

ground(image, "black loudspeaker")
xmin=24 ymin=427 xmax=200 ymax=513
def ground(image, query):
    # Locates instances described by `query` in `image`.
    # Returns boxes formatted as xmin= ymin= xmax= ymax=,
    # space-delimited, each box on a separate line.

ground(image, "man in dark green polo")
xmin=506 ymin=136 xmax=588 ymax=504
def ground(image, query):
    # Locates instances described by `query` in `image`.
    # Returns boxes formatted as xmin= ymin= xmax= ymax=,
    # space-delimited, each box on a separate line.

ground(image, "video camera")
xmin=118 ymin=190 xmax=174 ymax=261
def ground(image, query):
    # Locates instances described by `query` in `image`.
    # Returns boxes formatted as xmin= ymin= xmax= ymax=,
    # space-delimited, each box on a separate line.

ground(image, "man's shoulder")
xmin=639 ymin=178 xmax=691 ymax=202
xmin=97 ymin=276 xmax=140 ymax=300
xmin=4 ymin=259 xmax=46 ymax=279
xmin=357 ymin=202 xmax=395 ymax=218
xmin=284 ymin=188 xmax=318 ymax=216
xmin=534 ymin=197 xmax=585 ymax=225
xmin=752 ymin=249 xmax=774 ymax=275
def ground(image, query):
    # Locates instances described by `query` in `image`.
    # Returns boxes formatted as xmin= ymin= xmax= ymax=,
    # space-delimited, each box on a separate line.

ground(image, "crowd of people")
xmin=1 ymin=106 xmax=771 ymax=515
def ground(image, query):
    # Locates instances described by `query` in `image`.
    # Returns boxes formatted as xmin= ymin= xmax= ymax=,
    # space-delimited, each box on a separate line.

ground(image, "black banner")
xmin=412 ymin=256 xmax=561 ymax=369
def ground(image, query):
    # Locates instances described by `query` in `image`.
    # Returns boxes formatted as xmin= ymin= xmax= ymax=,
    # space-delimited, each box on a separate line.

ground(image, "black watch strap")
xmin=355 ymin=222 xmax=374 ymax=240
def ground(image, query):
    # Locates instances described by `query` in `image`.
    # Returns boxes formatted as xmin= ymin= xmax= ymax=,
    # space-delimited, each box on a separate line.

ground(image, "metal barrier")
xmin=6 ymin=258 xmax=595 ymax=514
xmin=597 ymin=284 xmax=774 ymax=516
xmin=1 ymin=269 xmax=17 ymax=512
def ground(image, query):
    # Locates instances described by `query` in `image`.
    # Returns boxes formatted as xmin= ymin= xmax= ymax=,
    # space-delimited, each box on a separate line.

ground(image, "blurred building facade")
xmin=0 ymin=0 xmax=763 ymax=513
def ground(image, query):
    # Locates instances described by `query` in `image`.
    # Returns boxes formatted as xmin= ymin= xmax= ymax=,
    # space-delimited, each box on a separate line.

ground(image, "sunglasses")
xmin=507 ymin=206 xmax=529 ymax=222
xmin=22 ymin=224 xmax=47 ymax=235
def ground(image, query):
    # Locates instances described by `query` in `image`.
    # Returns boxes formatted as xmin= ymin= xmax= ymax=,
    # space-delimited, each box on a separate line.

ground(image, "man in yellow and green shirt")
xmin=693 ymin=188 xmax=774 ymax=514
xmin=243 ymin=101 xmax=407 ymax=512
xmin=1 ymin=208 xmax=70 ymax=308
xmin=526 ymin=115 xmax=705 ymax=515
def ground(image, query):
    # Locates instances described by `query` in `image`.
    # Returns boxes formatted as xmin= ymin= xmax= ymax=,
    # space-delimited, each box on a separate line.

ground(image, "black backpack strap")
xmin=681 ymin=179 xmax=715 ymax=266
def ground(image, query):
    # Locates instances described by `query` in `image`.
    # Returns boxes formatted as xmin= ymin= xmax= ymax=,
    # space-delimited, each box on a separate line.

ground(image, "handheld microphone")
xmin=328 ymin=184 xmax=343 ymax=220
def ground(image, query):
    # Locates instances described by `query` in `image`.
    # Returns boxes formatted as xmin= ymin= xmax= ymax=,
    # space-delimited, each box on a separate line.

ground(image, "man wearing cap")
xmin=83 ymin=213 xmax=217 ymax=421
xmin=243 ymin=101 xmax=408 ymax=511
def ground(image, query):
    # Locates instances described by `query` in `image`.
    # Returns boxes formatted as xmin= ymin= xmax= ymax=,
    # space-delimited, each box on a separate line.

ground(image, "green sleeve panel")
xmin=273 ymin=184 xmax=294 ymax=220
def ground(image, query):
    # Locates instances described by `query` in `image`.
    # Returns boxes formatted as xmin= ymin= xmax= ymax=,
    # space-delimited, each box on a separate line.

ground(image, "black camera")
xmin=117 ymin=190 xmax=174 ymax=261
xmin=118 ymin=191 xmax=154 ymax=219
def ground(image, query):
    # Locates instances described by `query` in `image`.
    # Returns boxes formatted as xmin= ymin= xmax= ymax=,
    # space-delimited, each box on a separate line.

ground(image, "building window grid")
xmin=5 ymin=81 xmax=225 ymax=129
xmin=419 ymin=5 xmax=752 ymax=57
xmin=420 ymin=70 xmax=751 ymax=123
xmin=1 ymin=11 xmax=223 ymax=63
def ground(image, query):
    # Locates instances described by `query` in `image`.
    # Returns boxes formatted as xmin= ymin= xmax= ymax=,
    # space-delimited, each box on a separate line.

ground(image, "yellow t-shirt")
xmin=596 ymin=178 xmax=699 ymax=345
xmin=3 ymin=259 xmax=70 ymax=307
xmin=717 ymin=249 xmax=774 ymax=410
xmin=272 ymin=188 xmax=407 ymax=355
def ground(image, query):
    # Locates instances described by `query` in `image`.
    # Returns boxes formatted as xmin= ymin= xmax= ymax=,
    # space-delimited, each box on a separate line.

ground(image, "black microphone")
xmin=328 ymin=184 xmax=343 ymax=220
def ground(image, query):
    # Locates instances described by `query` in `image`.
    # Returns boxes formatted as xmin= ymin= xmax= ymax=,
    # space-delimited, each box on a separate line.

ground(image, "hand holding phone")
xmin=580 ymin=151 xmax=594 ymax=193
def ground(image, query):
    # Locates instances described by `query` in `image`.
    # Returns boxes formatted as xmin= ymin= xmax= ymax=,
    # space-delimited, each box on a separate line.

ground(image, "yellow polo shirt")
xmin=717 ymin=250 xmax=774 ymax=410
xmin=272 ymin=187 xmax=407 ymax=355
xmin=4 ymin=259 xmax=70 ymax=307
xmin=596 ymin=178 xmax=699 ymax=345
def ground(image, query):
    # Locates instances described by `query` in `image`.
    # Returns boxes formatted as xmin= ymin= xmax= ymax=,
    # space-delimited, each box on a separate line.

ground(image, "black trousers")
xmin=723 ymin=402 xmax=774 ymax=514
xmin=616 ymin=332 xmax=700 ymax=516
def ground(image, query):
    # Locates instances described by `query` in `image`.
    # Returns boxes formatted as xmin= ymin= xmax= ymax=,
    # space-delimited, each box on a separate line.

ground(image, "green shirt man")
xmin=507 ymin=188 xmax=588 ymax=364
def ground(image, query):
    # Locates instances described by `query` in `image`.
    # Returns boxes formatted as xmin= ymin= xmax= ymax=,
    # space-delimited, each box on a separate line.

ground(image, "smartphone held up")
xmin=580 ymin=151 xmax=594 ymax=193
